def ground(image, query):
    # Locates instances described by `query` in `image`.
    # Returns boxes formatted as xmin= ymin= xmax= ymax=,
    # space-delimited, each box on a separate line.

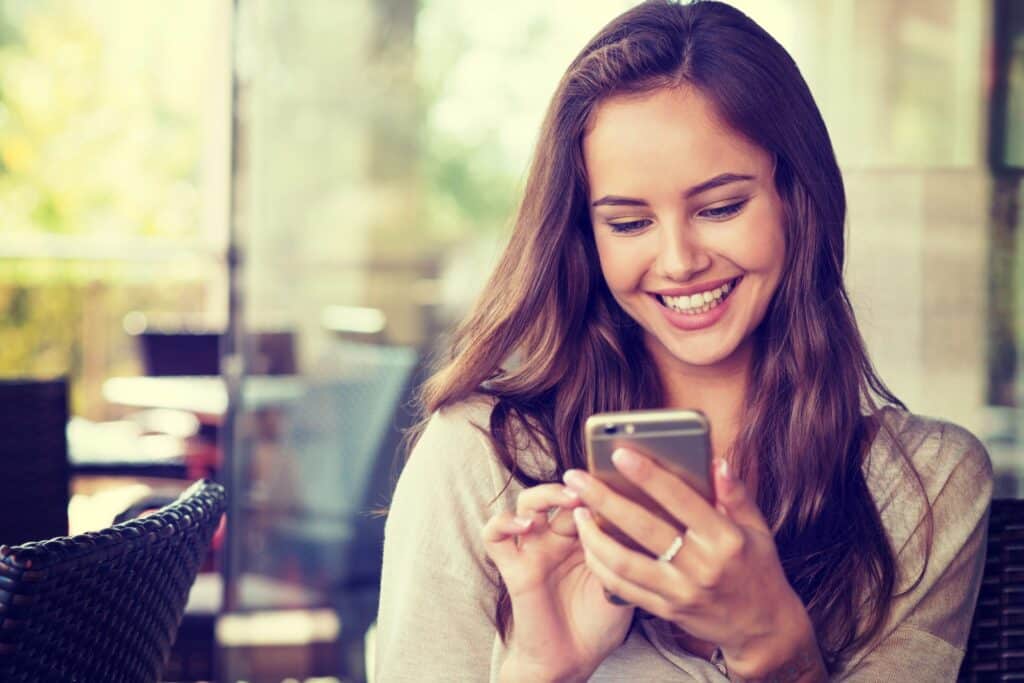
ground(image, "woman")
xmin=375 ymin=1 xmax=992 ymax=681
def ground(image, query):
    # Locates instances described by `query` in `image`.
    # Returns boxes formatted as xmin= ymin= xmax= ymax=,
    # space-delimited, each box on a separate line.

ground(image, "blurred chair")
xmin=259 ymin=340 xmax=421 ymax=680
xmin=958 ymin=498 xmax=1024 ymax=681
xmin=0 ymin=379 xmax=70 ymax=546
xmin=249 ymin=330 xmax=297 ymax=376
xmin=128 ymin=316 xmax=296 ymax=377
xmin=137 ymin=331 xmax=221 ymax=377
xmin=0 ymin=479 xmax=226 ymax=683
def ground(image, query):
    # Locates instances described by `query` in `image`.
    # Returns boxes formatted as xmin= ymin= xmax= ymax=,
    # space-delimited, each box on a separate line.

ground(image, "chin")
xmin=653 ymin=332 xmax=742 ymax=368
xmin=670 ymin=344 xmax=737 ymax=368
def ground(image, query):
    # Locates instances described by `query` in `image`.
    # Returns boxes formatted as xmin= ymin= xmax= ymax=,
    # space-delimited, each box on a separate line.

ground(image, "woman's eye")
xmin=607 ymin=218 xmax=652 ymax=234
xmin=698 ymin=200 xmax=748 ymax=220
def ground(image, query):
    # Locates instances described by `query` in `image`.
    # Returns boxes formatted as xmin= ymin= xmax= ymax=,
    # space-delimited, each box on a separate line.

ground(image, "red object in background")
xmin=205 ymin=513 xmax=226 ymax=572
xmin=186 ymin=438 xmax=221 ymax=480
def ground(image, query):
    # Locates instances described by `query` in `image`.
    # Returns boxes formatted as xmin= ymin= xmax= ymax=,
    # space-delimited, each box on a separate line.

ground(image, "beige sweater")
xmin=375 ymin=398 xmax=993 ymax=682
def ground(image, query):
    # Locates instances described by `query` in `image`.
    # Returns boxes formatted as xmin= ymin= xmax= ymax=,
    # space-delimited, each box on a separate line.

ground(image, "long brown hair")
xmin=415 ymin=0 xmax=927 ymax=672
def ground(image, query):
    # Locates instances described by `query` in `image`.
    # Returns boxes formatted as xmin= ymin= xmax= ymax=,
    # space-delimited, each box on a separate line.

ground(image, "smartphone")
xmin=584 ymin=409 xmax=713 ymax=553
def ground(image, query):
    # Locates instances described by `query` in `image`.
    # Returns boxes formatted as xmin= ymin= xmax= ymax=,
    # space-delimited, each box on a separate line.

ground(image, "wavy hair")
xmin=415 ymin=0 xmax=928 ymax=672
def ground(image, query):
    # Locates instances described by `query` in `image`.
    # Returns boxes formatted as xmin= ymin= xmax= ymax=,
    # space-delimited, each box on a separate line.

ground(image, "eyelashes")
xmin=605 ymin=199 xmax=750 ymax=234
xmin=607 ymin=218 xmax=652 ymax=233
xmin=699 ymin=199 xmax=748 ymax=220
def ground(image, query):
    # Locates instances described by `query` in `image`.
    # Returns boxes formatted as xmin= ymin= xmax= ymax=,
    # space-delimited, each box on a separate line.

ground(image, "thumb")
xmin=713 ymin=458 xmax=768 ymax=531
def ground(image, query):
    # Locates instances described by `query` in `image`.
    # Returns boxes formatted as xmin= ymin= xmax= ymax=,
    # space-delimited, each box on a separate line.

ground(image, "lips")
xmin=651 ymin=276 xmax=740 ymax=299
xmin=656 ymin=277 xmax=741 ymax=314
xmin=651 ymin=276 xmax=742 ymax=331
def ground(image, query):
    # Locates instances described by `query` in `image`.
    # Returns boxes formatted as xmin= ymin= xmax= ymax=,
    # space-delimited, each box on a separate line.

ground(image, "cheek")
xmin=755 ymin=226 xmax=787 ymax=278
xmin=742 ymin=234 xmax=785 ymax=274
xmin=594 ymin=235 xmax=645 ymax=290
xmin=726 ymin=210 xmax=786 ymax=274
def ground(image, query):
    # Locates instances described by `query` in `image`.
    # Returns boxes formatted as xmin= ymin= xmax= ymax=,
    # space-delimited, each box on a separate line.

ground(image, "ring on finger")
xmin=657 ymin=532 xmax=686 ymax=563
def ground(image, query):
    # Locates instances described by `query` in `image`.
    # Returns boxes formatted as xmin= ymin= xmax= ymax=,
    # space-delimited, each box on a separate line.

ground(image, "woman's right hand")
xmin=482 ymin=483 xmax=635 ymax=682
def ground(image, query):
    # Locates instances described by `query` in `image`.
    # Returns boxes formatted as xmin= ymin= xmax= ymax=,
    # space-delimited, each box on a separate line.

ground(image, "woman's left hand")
xmin=563 ymin=449 xmax=826 ymax=681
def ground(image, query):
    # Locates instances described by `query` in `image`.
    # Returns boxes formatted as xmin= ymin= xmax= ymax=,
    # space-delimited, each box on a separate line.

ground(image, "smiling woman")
xmin=375 ymin=1 xmax=993 ymax=682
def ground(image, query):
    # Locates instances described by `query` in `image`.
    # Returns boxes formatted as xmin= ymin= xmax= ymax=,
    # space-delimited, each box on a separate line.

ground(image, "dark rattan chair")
xmin=0 ymin=479 xmax=226 ymax=683
xmin=0 ymin=378 xmax=70 ymax=547
xmin=959 ymin=498 xmax=1024 ymax=681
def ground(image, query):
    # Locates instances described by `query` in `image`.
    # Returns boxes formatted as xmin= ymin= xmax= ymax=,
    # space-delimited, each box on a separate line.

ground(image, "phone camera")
xmin=602 ymin=424 xmax=618 ymax=435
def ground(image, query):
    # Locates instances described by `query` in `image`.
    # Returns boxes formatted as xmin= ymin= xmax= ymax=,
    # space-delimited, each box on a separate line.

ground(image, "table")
xmin=102 ymin=375 xmax=306 ymax=423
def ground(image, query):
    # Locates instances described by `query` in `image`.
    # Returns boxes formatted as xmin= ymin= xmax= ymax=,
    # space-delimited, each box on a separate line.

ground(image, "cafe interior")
xmin=0 ymin=0 xmax=1022 ymax=681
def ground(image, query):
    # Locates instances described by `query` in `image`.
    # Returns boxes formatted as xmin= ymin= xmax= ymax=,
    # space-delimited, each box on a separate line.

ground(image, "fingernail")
xmin=611 ymin=447 xmax=640 ymax=471
xmin=562 ymin=486 xmax=579 ymax=501
xmin=717 ymin=458 xmax=732 ymax=480
xmin=573 ymin=507 xmax=591 ymax=523
xmin=514 ymin=516 xmax=533 ymax=529
xmin=563 ymin=469 xmax=587 ymax=492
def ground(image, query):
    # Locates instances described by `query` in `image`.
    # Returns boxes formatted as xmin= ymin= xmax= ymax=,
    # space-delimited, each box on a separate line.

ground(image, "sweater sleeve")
xmin=836 ymin=418 xmax=993 ymax=681
xmin=374 ymin=400 xmax=511 ymax=682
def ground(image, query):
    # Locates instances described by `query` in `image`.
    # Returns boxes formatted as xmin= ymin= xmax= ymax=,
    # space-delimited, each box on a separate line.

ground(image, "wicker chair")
xmin=959 ymin=498 xmax=1024 ymax=681
xmin=0 ymin=479 xmax=226 ymax=683
xmin=0 ymin=378 xmax=70 ymax=546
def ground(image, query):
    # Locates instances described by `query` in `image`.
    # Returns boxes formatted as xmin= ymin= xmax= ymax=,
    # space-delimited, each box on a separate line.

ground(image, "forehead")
xmin=582 ymin=87 xmax=768 ymax=195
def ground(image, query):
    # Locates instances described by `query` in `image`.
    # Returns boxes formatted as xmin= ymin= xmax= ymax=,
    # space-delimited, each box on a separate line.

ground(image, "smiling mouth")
xmin=655 ymin=277 xmax=742 ymax=315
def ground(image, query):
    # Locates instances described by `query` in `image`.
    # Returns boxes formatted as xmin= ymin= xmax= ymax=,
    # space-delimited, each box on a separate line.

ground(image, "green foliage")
xmin=0 ymin=0 xmax=214 ymax=413
xmin=0 ymin=282 xmax=82 ymax=380
xmin=0 ymin=0 xmax=205 ymax=238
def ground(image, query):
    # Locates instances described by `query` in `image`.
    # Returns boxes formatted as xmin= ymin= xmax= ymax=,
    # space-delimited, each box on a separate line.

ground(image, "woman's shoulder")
xmin=866 ymin=407 xmax=993 ymax=489
xmin=408 ymin=393 xmax=557 ymax=487
xmin=425 ymin=393 xmax=499 ymax=437
xmin=382 ymin=396 xmax=508 ymax=608
xmin=408 ymin=394 xmax=500 ymax=476
xmin=863 ymin=407 xmax=994 ymax=547
xmin=388 ymin=395 xmax=508 ymax=533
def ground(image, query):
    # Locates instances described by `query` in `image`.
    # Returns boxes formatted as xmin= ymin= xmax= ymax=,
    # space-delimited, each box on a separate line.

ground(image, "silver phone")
xmin=584 ymin=409 xmax=713 ymax=551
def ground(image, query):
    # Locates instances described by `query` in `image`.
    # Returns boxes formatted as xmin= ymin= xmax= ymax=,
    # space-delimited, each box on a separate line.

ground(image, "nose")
xmin=654 ymin=224 xmax=712 ymax=282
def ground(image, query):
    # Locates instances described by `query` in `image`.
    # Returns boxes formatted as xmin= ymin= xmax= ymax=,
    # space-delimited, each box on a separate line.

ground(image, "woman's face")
xmin=584 ymin=86 xmax=785 ymax=372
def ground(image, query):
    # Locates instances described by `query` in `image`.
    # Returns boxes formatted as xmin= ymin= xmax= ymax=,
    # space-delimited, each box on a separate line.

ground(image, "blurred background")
xmin=0 ymin=0 xmax=1020 ymax=681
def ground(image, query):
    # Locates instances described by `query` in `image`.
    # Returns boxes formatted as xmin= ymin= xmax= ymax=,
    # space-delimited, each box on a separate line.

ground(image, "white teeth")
xmin=659 ymin=278 xmax=739 ymax=315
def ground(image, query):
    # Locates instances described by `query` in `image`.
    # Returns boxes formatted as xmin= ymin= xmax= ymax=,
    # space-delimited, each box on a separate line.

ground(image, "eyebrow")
xmin=590 ymin=172 xmax=756 ymax=208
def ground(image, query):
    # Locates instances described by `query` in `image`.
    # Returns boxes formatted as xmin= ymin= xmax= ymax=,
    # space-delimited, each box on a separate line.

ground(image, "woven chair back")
xmin=959 ymin=498 xmax=1024 ymax=681
xmin=0 ymin=479 xmax=225 ymax=683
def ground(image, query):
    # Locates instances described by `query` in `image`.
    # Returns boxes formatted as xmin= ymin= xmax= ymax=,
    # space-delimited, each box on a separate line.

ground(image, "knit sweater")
xmin=375 ymin=397 xmax=993 ymax=682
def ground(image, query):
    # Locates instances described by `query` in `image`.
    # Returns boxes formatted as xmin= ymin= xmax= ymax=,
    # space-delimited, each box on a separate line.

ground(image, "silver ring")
xmin=657 ymin=534 xmax=685 ymax=563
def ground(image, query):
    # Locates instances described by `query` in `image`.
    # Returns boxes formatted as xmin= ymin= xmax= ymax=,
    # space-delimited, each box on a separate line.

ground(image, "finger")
xmin=574 ymin=506 xmax=703 ymax=608
xmin=545 ymin=501 xmax=582 ymax=538
xmin=516 ymin=483 xmax=583 ymax=536
xmin=563 ymin=468 xmax=681 ymax=558
xmin=576 ymin=511 xmax=680 ymax=620
xmin=712 ymin=458 xmax=769 ymax=532
xmin=586 ymin=551 xmax=677 ymax=621
xmin=564 ymin=463 xmax=728 ymax=562
xmin=481 ymin=511 xmax=533 ymax=566
xmin=605 ymin=449 xmax=732 ymax=544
